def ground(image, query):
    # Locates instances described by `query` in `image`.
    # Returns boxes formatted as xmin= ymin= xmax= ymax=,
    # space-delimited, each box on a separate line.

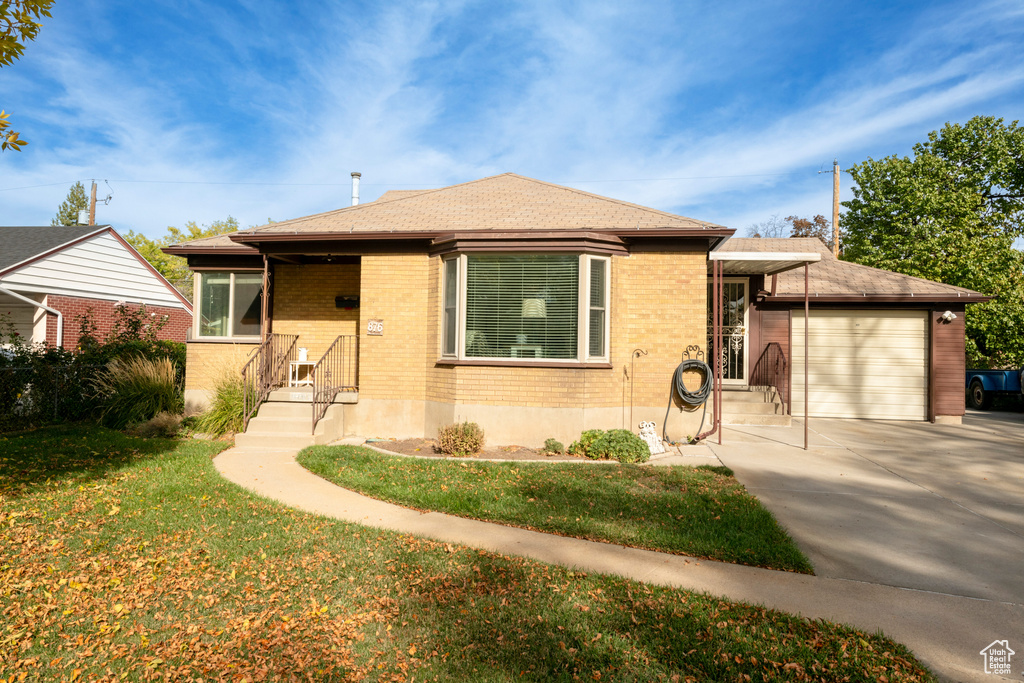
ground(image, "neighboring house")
xmin=0 ymin=225 xmax=193 ymax=348
xmin=164 ymin=173 xmax=984 ymax=446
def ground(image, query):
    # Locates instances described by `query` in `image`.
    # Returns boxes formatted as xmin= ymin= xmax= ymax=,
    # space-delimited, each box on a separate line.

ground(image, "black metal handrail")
xmin=750 ymin=341 xmax=788 ymax=415
xmin=241 ymin=333 xmax=298 ymax=430
xmin=311 ymin=335 xmax=359 ymax=434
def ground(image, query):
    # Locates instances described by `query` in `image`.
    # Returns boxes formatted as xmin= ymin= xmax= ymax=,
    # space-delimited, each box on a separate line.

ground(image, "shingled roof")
xmin=236 ymin=173 xmax=722 ymax=238
xmin=721 ymin=238 xmax=986 ymax=301
xmin=0 ymin=225 xmax=107 ymax=275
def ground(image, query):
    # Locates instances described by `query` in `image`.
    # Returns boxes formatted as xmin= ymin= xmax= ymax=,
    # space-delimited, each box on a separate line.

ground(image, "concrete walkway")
xmin=215 ymin=441 xmax=1024 ymax=683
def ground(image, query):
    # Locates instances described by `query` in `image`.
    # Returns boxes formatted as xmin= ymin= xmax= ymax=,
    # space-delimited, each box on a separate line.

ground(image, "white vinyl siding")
xmin=0 ymin=232 xmax=185 ymax=308
xmin=792 ymin=309 xmax=928 ymax=420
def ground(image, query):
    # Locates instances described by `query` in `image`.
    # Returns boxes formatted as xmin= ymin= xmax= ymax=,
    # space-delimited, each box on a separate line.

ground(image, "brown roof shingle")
xmin=722 ymin=238 xmax=983 ymax=299
xmin=238 ymin=173 xmax=722 ymax=236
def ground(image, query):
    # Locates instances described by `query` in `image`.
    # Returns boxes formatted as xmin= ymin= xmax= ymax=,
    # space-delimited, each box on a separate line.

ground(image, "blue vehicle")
xmin=966 ymin=369 xmax=1024 ymax=409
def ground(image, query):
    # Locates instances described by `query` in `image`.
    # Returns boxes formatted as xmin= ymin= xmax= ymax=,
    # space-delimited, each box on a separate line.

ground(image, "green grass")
xmin=299 ymin=446 xmax=813 ymax=573
xmin=0 ymin=425 xmax=935 ymax=681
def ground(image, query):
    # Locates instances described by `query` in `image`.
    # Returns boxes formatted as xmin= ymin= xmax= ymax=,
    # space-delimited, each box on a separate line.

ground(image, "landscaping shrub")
xmin=592 ymin=429 xmax=650 ymax=463
xmin=568 ymin=429 xmax=605 ymax=458
xmin=436 ymin=421 xmax=485 ymax=456
xmin=130 ymin=411 xmax=183 ymax=438
xmin=195 ymin=373 xmax=250 ymax=435
xmin=542 ymin=438 xmax=564 ymax=455
xmin=568 ymin=429 xmax=651 ymax=463
xmin=93 ymin=357 xmax=183 ymax=429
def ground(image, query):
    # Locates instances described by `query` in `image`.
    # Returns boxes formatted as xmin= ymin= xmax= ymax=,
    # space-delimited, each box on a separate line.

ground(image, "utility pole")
xmin=88 ymin=180 xmax=97 ymax=226
xmin=831 ymin=158 xmax=839 ymax=259
xmin=818 ymin=160 xmax=841 ymax=257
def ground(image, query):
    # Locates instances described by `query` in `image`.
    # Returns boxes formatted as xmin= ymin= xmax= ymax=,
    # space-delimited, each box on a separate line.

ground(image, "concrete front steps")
xmin=234 ymin=388 xmax=357 ymax=449
xmin=721 ymin=386 xmax=791 ymax=426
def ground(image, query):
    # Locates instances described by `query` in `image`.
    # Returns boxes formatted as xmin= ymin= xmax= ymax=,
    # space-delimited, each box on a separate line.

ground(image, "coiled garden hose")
xmin=663 ymin=358 xmax=713 ymax=444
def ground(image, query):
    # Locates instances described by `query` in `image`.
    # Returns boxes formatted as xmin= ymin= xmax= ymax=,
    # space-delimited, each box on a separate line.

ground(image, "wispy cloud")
xmin=2 ymin=0 xmax=1022 ymax=236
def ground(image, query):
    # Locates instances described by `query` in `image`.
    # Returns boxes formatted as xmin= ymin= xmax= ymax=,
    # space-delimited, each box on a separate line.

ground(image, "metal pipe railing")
xmin=311 ymin=335 xmax=359 ymax=434
xmin=241 ymin=333 xmax=298 ymax=430
xmin=751 ymin=341 xmax=788 ymax=415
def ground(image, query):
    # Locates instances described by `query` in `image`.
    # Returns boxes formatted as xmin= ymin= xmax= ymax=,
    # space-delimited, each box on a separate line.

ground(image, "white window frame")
xmin=440 ymin=253 xmax=610 ymax=363
xmin=193 ymin=271 xmax=263 ymax=340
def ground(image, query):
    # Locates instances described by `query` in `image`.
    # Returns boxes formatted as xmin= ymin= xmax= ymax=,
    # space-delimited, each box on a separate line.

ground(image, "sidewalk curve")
xmin=214 ymin=445 xmax=1024 ymax=683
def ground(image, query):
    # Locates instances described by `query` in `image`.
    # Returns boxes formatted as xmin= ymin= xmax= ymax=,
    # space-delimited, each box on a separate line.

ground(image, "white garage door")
xmin=791 ymin=309 xmax=928 ymax=420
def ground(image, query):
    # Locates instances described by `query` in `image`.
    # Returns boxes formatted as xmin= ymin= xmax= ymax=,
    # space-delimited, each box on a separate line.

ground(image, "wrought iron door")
xmin=707 ymin=280 xmax=747 ymax=382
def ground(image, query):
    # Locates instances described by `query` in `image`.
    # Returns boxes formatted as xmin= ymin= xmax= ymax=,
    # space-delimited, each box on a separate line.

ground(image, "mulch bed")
xmin=364 ymin=437 xmax=584 ymax=462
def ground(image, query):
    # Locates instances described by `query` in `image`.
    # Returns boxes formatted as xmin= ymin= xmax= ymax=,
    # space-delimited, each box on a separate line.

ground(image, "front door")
xmin=707 ymin=278 xmax=748 ymax=383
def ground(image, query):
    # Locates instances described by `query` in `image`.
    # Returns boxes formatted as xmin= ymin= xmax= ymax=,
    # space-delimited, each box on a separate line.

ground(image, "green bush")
xmin=568 ymin=429 xmax=605 ymax=458
xmin=542 ymin=438 xmax=564 ymax=455
xmin=568 ymin=428 xmax=650 ymax=463
xmin=592 ymin=429 xmax=650 ymax=463
xmin=436 ymin=421 xmax=485 ymax=457
xmin=92 ymin=357 xmax=183 ymax=429
xmin=195 ymin=374 xmax=250 ymax=435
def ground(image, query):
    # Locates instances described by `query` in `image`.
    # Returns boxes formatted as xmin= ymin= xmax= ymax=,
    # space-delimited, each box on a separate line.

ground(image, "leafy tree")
xmin=124 ymin=217 xmax=241 ymax=299
xmin=747 ymin=214 xmax=838 ymax=251
xmin=842 ymin=116 xmax=1024 ymax=368
xmin=51 ymin=181 xmax=89 ymax=225
xmin=1 ymin=0 xmax=55 ymax=151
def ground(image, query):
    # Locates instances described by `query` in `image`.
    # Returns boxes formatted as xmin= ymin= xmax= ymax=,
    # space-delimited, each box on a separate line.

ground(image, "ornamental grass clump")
xmin=93 ymin=356 xmax=182 ymax=429
xmin=436 ymin=421 xmax=484 ymax=457
xmin=195 ymin=373 xmax=251 ymax=435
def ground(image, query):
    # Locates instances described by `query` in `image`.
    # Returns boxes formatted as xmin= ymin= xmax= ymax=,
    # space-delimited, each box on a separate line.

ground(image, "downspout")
xmin=0 ymin=285 xmax=63 ymax=348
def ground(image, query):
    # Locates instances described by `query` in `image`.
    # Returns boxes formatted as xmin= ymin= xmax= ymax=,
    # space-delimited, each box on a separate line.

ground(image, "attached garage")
xmin=713 ymin=238 xmax=988 ymax=424
xmin=791 ymin=309 xmax=928 ymax=420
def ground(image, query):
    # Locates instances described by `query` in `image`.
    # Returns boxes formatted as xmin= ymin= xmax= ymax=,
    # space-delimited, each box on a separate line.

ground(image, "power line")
xmin=0 ymin=170 xmax=801 ymax=193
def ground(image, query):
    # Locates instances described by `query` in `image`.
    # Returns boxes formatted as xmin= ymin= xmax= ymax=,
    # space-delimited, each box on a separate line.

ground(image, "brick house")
xmin=0 ymin=225 xmax=193 ymax=348
xmin=165 ymin=173 xmax=984 ymax=447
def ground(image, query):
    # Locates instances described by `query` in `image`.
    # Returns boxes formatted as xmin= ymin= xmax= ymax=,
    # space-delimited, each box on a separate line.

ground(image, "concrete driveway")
xmin=707 ymin=410 xmax=1024 ymax=604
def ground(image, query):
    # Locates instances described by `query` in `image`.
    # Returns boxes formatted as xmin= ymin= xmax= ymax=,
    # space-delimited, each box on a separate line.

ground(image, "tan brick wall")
xmin=421 ymin=249 xmax=707 ymax=410
xmin=184 ymin=341 xmax=260 ymax=392
xmin=358 ymin=253 xmax=430 ymax=402
xmin=271 ymin=264 xmax=360 ymax=358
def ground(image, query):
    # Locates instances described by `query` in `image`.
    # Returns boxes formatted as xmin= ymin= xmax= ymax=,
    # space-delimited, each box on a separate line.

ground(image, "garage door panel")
xmin=792 ymin=310 xmax=928 ymax=420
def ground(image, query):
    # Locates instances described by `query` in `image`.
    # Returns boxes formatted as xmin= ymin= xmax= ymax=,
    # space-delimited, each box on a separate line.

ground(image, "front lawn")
xmin=299 ymin=445 xmax=813 ymax=573
xmin=0 ymin=426 xmax=933 ymax=681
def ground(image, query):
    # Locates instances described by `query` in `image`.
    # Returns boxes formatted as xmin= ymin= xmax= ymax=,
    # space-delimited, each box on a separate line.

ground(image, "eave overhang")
xmin=762 ymin=293 xmax=993 ymax=304
xmin=708 ymin=251 xmax=822 ymax=275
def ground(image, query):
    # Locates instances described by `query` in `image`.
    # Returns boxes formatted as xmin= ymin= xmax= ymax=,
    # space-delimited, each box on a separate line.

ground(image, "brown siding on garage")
xmin=931 ymin=304 xmax=966 ymax=419
xmin=759 ymin=309 xmax=792 ymax=406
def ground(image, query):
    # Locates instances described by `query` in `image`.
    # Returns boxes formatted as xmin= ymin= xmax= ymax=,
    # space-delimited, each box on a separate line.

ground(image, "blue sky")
xmin=2 ymin=0 xmax=1023 ymax=239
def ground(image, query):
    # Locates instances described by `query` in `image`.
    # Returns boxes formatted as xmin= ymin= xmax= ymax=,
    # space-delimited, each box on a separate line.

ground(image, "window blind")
xmin=465 ymin=254 xmax=579 ymax=359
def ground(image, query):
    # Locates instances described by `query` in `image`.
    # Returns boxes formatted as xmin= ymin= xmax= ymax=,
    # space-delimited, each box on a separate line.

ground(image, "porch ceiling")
xmin=708 ymin=251 xmax=821 ymax=275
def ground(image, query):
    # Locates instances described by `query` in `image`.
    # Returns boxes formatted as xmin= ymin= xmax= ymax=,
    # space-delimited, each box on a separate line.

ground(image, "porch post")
xmin=716 ymin=259 xmax=724 ymax=445
xmin=260 ymin=254 xmax=270 ymax=342
xmin=804 ymin=262 xmax=809 ymax=450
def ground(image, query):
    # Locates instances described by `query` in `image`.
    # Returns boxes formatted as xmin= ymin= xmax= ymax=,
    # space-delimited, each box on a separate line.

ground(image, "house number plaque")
xmin=367 ymin=319 xmax=384 ymax=336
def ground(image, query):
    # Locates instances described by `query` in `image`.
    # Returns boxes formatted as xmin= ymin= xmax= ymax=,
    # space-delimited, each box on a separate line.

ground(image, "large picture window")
xmin=197 ymin=272 xmax=262 ymax=338
xmin=441 ymin=254 xmax=609 ymax=362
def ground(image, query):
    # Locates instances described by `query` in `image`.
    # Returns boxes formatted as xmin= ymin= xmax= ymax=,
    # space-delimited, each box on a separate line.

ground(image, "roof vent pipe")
xmin=351 ymin=172 xmax=361 ymax=206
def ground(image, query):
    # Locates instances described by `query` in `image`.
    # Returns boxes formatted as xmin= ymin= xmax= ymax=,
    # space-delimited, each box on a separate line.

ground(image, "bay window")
xmin=196 ymin=272 xmax=262 ymax=338
xmin=441 ymin=254 xmax=609 ymax=362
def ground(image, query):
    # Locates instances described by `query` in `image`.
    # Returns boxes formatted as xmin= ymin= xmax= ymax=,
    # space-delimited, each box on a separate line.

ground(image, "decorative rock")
xmin=638 ymin=421 xmax=666 ymax=455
